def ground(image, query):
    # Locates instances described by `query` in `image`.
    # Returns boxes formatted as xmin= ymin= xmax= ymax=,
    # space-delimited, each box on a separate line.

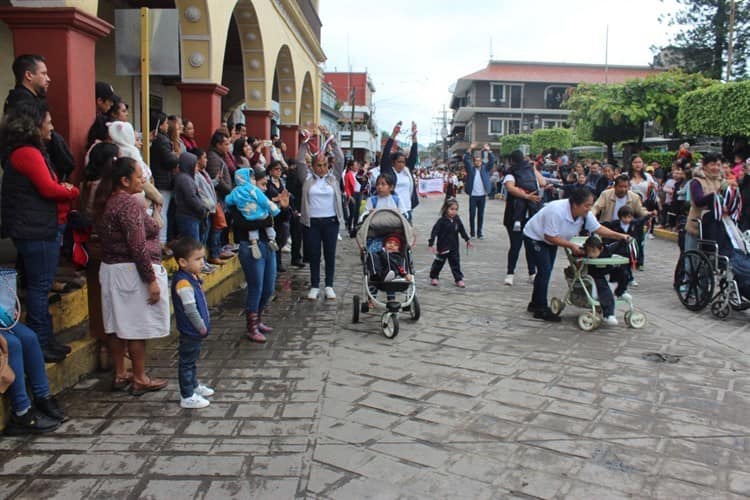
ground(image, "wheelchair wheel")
xmin=352 ymin=295 xmax=360 ymax=323
xmin=673 ymin=250 xmax=714 ymax=311
xmin=381 ymin=312 xmax=399 ymax=338
xmin=711 ymin=300 xmax=730 ymax=319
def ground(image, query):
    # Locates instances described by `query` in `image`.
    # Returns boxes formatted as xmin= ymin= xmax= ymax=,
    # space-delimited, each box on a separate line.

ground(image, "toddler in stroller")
xmin=353 ymin=209 xmax=420 ymax=338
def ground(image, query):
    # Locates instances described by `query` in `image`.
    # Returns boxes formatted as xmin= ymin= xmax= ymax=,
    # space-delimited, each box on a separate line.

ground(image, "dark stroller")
xmin=352 ymin=209 xmax=419 ymax=338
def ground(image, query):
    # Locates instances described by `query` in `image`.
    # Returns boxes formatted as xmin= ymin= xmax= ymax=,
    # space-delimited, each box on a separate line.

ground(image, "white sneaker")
xmin=504 ymin=274 xmax=514 ymax=286
xmin=603 ymin=315 xmax=618 ymax=326
xmin=337 ymin=234 xmax=342 ymax=241
xmin=528 ymin=274 xmax=536 ymax=284
xmin=384 ymin=270 xmax=395 ymax=282
xmin=647 ymin=233 xmax=655 ymax=240
xmin=630 ymin=279 xmax=639 ymax=287
xmin=180 ymin=393 xmax=210 ymax=409
xmin=617 ymin=292 xmax=633 ymax=303
xmin=324 ymin=287 xmax=336 ymax=300
xmin=307 ymin=288 xmax=320 ymax=300
xmin=194 ymin=384 xmax=215 ymax=397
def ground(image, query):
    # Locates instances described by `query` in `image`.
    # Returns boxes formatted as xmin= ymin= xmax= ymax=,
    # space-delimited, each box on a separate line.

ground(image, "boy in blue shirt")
xmin=170 ymin=237 xmax=214 ymax=409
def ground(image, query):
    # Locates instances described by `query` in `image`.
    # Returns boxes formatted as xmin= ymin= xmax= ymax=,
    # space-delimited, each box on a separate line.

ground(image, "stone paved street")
xmin=3 ymin=195 xmax=750 ymax=499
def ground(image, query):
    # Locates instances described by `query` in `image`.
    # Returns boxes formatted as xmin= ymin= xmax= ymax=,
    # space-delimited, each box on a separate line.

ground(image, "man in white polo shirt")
xmin=523 ymin=186 xmax=631 ymax=321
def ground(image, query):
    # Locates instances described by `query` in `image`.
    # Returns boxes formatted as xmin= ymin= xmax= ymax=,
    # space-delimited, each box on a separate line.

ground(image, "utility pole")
xmin=432 ymin=105 xmax=450 ymax=166
xmin=727 ymin=0 xmax=736 ymax=81
xmin=349 ymin=86 xmax=356 ymax=158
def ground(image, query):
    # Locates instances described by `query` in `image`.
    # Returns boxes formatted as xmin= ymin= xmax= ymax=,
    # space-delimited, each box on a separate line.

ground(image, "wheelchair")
xmin=673 ymin=216 xmax=750 ymax=319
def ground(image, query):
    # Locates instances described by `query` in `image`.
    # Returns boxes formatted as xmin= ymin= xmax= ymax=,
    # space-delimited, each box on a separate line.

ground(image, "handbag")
xmin=0 ymin=333 xmax=15 ymax=393
xmin=212 ymin=202 xmax=228 ymax=230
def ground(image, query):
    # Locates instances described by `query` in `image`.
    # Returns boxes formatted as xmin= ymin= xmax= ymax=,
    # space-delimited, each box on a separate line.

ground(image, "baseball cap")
xmin=95 ymin=81 xmax=118 ymax=102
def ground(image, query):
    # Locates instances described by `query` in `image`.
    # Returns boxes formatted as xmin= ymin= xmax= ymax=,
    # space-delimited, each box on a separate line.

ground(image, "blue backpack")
xmin=370 ymin=193 xmax=400 ymax=210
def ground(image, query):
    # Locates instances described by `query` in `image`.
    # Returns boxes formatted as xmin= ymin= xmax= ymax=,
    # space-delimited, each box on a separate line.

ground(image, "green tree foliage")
xmin=678 ymin=80 xmax=750 ymax=135
xmin=635 ymin=150 xmax=703 ymax=167
xmin=530 ymin=128 xmax=573 ymax=154
xmin=500 ymin=134 xmax=532 ymax=155
xmin=566 ymin=71 xmax=715 ymax=159
xmin=658 ymin=0 xmax=750 ymax=80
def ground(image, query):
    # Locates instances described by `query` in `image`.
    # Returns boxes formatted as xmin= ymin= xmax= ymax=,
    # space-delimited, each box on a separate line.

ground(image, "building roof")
xmin=452 ymin=60 xmax=662 ymax=95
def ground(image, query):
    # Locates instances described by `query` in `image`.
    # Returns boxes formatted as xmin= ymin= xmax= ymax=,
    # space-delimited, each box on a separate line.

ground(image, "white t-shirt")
xmin=523 ymin=199 xmax=601 ymax=242
xmin=471 ymin=168 xmax=486 ymax=196
xmin=612 ymin=195 xmax=628 ymax=221
xmin=630 ymin=173 xmax=655 ymax=201
xmin=502 ymin=173 xmax=515 ymax=186
xmin=307 ymin=174 xmax=337 ymax=218
xmin=394 ymin=168 xmax=413 ymax=212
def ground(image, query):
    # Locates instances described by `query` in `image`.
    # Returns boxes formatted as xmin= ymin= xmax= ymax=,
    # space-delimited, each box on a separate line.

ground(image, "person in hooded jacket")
xmin=173 ymin=152 xmax=209 ymax=241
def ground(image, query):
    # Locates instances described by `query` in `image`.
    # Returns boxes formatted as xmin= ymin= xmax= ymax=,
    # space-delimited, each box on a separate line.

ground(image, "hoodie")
xmin=225 ymin=168 xmax=280 ymax=222
xmin=174 ymin=152 xmax=208 ymax=219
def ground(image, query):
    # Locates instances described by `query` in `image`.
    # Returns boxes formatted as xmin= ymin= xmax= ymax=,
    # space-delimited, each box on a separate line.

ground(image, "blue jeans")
xmin=525 ymin=237 xmax=558 ymax=309
xmin=13 ymin=238 xmax=59 ymax=347
xmin=208 ymin=229 xmax=222 ymax=259
xmin=3 ymin=322 xmax=50 ymax=413
xmin=178 ymin=334 xmax=202 ymax=398
xmin=304 ymin=217 xmax=339 ymax=288
xmin=199 ymin=218 xmax=209 ymax=246
xmin=507 ymin=227 xmax=536 ymax=276
xmin=175 ymin=214 xmax=201 ymax=241
xmin=238 ymin=240 xmax=277 ymax=313
xmin=468 ymin=195 xmax=486 ymax=237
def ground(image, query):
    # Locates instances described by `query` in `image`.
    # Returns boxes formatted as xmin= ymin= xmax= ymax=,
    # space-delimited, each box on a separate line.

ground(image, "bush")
xmin=531 ymin=128 xmax=573 ymax=155
xmin=499 ymin=134 xmax=532 ymax=156
xmin=635 ymin=151 xmax=703 ymax=168
xmin=678 ymin=81 xmax=750 ymax=136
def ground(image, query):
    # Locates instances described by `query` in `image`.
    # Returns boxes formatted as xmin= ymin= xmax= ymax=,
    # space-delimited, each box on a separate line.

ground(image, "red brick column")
xmin=0 ymin=7 xmax=113 ymax=185
xmin=278 ymin=124 xmax=299 ymax=160
xmin=244 ymin=110 xmax=273 ymax=163
xmin=176 ymin=83 xmax=229 ymax=150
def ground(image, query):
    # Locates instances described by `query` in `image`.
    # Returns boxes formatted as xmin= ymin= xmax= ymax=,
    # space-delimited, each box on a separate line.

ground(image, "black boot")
xmin=42 ymin=347 xmax=66 ymax=363
xmin=36 ymin=395 xmax=67 ymax=422
xmin=4 ymin=407 xmax=60 ymax=436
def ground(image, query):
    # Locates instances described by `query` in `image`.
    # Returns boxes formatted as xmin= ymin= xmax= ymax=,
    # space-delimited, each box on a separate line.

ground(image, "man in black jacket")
xmin=3 ymin=54 xmax=74 ymax=182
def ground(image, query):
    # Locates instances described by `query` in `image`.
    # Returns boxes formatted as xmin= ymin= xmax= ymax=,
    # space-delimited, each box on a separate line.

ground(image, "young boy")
xmin=370 ymin=233 xmax=413 ymax=283
xmin=225 ymin=168 xmax=279 ymax=259
xmin=601 ymin=205 xmax=642 ymax=293
xmin=171 ymin=238 xmax=214 ymax=409
xmin=582 ymin=235 xmax=630 ymax=326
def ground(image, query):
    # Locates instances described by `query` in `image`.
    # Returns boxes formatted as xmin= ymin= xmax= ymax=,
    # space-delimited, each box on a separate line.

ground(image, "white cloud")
xmin=319 ymin=0 xmax=680 ymax=144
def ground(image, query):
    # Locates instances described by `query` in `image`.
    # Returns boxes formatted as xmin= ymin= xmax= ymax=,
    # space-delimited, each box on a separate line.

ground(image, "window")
xmin=490 ymin=83 xmax=505 ymax=104
xmin=545 ymin=86 xmax=571 ymax=109
xmin=542 ymin=119 xmax=566 ymax=129
xmin=488 ymin=118 xmax=521 ymax=136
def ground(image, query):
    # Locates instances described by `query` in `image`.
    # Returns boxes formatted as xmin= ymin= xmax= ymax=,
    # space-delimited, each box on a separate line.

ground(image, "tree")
xmin=500 ymin=134 xmax=532 ymax=155
xmin=565 ymin=71 xmax=716 ymax=160
xmin=657 ymin=0 xmax=750 ymax=80
xmin=530 ymin=129 xmax=573 ymax=155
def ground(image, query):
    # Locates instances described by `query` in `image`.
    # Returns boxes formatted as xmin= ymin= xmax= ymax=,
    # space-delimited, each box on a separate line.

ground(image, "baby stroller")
xmin=352 ymin=208 xmax=419 ymax=338
xmin=549 ymin=236 xmax=647 ymax=331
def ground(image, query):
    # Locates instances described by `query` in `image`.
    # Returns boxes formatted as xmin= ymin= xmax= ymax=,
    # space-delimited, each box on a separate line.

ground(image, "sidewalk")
xmin=2 ymin=195 xmax=750 ymax=499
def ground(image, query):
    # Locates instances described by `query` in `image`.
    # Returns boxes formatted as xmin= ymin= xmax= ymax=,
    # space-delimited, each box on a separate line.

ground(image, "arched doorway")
xmin=299 ymin=72 xmax=315 ymax=129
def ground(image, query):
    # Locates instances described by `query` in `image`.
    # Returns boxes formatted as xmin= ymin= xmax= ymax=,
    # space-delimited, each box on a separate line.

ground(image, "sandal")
xmin=129 ymin=376 xmax=168 ymax=396
xmin=111 ymin=374 xmax=133 ymax=392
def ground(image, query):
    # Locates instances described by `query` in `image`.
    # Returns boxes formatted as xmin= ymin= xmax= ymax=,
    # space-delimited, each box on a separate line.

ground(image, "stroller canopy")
xmin=355 ymin=208 xmax=415 ymax=250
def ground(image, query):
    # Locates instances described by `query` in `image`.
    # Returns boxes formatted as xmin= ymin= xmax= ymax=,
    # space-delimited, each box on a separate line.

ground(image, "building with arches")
xmin=0 ymin=0 xmax=325 ymax=173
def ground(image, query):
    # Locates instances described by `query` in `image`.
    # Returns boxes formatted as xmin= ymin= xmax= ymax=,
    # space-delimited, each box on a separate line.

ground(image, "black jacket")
xmin=1 ymin=148 xmax=58 ymax=241
xmin=173 ymin=155 xmax=208 ymax=219
xmin=428 ymin=215 xmax=470 ymax=253
xmin=150 ymin=133 xmax=178 ymax=190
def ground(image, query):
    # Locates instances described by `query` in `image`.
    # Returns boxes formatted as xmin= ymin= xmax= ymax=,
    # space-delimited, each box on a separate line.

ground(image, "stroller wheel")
xmin=381 ymin=312 xmax=399 ymax=339
xmin=352 ymin=295 xmax=360 ymax=323
xmin=577 ymin=312 xmax=597 ymax=332
xmin=549 ymin=297 xmax=564 ymax=316
xmin=624 ymin=310 xmax=647 ymax=329
xmin=409 ymin=296 xmax=421 ymax=321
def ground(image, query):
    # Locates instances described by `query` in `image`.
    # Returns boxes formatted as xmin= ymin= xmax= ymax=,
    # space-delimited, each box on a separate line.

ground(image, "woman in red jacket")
xmin=0 ymin=102 xmax=80 ymax=362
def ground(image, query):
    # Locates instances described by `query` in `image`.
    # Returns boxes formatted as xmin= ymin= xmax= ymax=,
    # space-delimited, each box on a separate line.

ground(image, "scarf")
xmin=107 ymin=121 xmax=153 ymax=180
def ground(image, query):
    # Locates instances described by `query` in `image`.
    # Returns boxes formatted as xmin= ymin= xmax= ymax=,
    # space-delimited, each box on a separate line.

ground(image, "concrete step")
xmin=0 ymin=255 xmax=244 ymax=431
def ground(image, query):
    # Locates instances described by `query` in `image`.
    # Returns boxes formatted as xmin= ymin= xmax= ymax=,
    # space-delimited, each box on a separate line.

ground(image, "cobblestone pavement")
xmin=3 ymin=195 xmax=750 ymax=499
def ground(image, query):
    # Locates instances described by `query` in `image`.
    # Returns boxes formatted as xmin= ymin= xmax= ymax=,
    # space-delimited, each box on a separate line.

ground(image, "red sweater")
xmin=344 ymin=169 xmax=358 ymax=197
xmin=9 ymin=146 xmax=80 ymax=225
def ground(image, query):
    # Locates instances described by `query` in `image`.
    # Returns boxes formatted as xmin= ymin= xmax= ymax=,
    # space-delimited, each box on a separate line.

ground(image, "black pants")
xmin=506 ymin=226 xmax=535 ymax=276
xmin=468 ymin=195 xmax=486 ymax=237
xmin=429 ymin=250 xmax=463 ymax=281
xmin=290 ymin=213 xmax=303 ymax=263
xmin=275 ymin=220 xmax=290 ymax=269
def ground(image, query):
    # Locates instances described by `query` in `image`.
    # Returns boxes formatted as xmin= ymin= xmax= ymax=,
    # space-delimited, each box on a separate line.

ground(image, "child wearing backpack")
xmin=360 ymin=173 xmax=408 ymax=222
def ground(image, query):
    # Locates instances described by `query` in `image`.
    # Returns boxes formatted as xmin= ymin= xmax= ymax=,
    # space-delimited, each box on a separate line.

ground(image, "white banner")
xmin=418 ymin=178 xmax=444 ymax=194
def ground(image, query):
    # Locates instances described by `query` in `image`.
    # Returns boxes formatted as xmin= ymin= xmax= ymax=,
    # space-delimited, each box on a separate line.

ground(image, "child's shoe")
xmin=384 ymin=270 xmax=395 ymax=282
xmin=194 ymin=384 xmax=215 ymax=397
xmin=268 ymin=240 xmax=280 ymax=252
xmin=180 ymin=393 xmax=210 ymax=409
xmin=603 ymin=315 xmax=618 ymax=326
xmin=455 ymin=280 xmax=466 ymax=288
xmin=250 ymin=240 xmax=261 ymax=259
xmin=617 ymin=292 xmax=633 ymax=303
xmin=504 ymin=274 xmax=514 ymax=286
xmin=430 ymin=278 xmax=439 ymax=286
xmin=512 ymin=221 xmax=522 ymax=232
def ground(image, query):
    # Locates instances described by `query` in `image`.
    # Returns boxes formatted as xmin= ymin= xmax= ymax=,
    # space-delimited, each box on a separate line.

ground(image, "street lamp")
xmin=440 ymin=125 xmax=448 ymax=166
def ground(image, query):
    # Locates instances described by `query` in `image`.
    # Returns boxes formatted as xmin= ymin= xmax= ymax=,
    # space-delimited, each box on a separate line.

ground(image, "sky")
xmin=319 ymin=0 xmax=682 ymax=145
